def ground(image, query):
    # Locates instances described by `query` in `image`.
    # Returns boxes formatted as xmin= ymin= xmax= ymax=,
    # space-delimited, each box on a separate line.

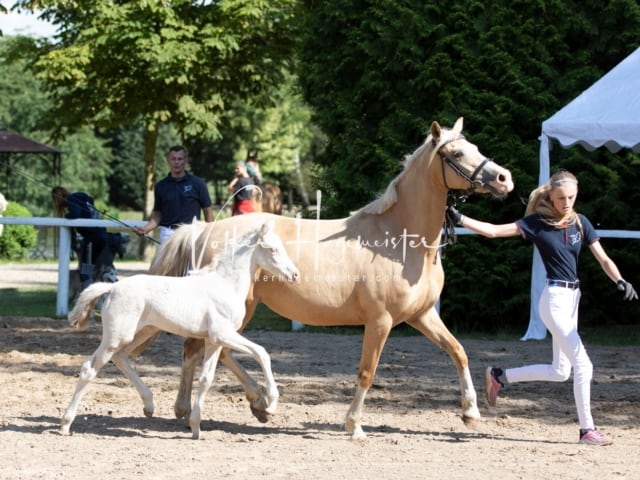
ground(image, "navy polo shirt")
xmin=516 ymin=213 xmax=599 ymax=282
xmin=153 ymin=172 xmax=212 ymax=227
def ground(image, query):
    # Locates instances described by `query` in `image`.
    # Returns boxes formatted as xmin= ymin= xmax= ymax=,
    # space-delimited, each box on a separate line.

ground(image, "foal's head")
xmin=253 ymin=220 xmax=300 ymax=283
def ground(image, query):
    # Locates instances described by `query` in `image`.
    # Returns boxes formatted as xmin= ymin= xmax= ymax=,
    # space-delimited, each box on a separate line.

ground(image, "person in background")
xmin=228 ymin=161 xmax=256 ymax=216
xmin=447 ymin=169 xmax=637 ymax=446
xmin=246 ymin=153 xmax=263 ymax=185
xmin=133 ymin=145 xmax=213 ymax=243
xmin=51 ymin=186 xmax=129 ymax=287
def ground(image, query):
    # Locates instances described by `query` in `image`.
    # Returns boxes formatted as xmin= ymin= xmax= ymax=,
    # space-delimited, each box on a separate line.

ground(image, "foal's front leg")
xmin=175 ymin=342 xmax=271 ymax=423
xmin=189 ymin=342 xmax=222 ymax=440
xmin=215 ymin=330 xmax=279 ymax=419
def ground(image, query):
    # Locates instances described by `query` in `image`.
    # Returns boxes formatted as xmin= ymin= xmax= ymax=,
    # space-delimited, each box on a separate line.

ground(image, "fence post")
xmin=56 ymin=226 xmax=71 ymax=317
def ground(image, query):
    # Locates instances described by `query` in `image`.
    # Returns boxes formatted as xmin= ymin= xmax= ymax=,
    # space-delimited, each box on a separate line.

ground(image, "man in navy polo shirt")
xmin=134 ymin=145 xmax=213 ymax=243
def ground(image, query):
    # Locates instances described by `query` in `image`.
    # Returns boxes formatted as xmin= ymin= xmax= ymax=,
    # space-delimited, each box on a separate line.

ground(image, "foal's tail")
xmin=68 ymin=283 xmax=114 ymax=330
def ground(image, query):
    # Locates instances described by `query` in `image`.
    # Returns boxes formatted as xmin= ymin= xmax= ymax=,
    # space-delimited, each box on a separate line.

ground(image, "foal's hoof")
xmin=250 ymin=406 xmax=273 ymax=424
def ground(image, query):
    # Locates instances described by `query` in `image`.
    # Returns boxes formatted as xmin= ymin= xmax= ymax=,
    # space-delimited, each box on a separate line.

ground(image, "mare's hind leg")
xmin=110 ymin=326 xmax=160 ymax=418
xmin=189 ymin=342 xmax=222 ymax=440
xmin=407 ymin=306 xmax=480 ymax=426
xmin=60 ymin=343 xmax=115 ymax=435
xmin=174 ymin=337 xmax=204 ymax=419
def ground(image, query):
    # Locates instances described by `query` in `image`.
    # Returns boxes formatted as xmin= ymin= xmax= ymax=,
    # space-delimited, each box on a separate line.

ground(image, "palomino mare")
xmin=60 ymin=221 xmax=300 ymax=439
xmin=149 ymin=117 xmax=514 ymax=440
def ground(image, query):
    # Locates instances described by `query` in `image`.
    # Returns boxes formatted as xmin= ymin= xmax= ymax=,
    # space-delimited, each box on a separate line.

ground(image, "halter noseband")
xmin=433 ymin=135 xmax=493 ymax=199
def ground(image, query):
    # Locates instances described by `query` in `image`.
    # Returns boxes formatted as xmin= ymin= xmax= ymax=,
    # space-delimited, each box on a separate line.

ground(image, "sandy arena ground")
xmin=1 ymin=263 xmax=639 ymax=479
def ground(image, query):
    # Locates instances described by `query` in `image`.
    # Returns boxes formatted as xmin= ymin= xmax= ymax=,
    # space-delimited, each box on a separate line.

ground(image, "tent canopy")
xmin=541 ymin=46 xmax=640 ymax=154
xmin=525 ymin=46 xmax=640 ymax=342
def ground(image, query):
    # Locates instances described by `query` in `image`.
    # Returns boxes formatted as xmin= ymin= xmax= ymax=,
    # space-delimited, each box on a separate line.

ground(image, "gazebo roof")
xmin=0 ymin=130 xmax=61 ymax=154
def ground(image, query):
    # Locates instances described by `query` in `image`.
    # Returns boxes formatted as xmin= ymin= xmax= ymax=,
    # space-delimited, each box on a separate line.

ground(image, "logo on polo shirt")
xmin=569 ymin=231 xmax=581 ymax=245
xmin=183 ymin=185 xmax=193 ymax=193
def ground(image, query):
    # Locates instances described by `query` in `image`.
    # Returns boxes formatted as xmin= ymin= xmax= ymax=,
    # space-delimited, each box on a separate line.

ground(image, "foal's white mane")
xmin=360 ymin=126 xmax=458 ymax=215
xmin=188 ymin=226 xmax=262 ymax=277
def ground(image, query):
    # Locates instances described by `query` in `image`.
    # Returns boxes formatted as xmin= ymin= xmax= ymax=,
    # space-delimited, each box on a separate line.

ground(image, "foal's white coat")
xmin=60 ymin=221 xmax=300 ymax=439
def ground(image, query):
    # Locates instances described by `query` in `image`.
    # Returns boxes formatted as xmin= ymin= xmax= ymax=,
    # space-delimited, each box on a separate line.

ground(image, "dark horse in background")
xmin=146 ymin=118 xmax=514 ymax=440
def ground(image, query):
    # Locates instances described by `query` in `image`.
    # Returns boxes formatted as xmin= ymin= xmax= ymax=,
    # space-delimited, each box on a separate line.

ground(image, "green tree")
xmin=0 ymin=36 xmax=112 ymax=216
xmin=189 ymin=72 xmax=319 ymax=207
xmin=10 ymin=0 xmax=299 ymax=220
xmin=0 ymin=201 xmax=37 ymax=259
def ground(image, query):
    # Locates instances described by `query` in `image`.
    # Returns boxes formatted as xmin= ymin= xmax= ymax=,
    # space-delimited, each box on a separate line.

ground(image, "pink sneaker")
xmin=484 ymin=367 xmax=503 ymax=407
xmin=579 ymin=429 xmax=613 ymax=446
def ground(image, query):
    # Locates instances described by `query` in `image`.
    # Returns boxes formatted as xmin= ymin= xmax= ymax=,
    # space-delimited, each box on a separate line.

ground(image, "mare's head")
xmin=429 ymin=117 xmax=513 ymax=197
xmin=252 ymin=220 xmax=300 ymax=282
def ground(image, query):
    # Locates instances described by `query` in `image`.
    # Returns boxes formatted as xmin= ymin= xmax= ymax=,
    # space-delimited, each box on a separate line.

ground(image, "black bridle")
xmin=433 ymin=135 xmax=495 ymax=254
xmin=434 ymin=135 xmax=493 ymax=199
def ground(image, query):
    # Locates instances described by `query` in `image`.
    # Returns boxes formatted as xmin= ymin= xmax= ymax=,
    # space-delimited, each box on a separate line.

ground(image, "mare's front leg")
xmin=345 ymin=318 xmax=392 ymax=441
xmin=60 ymin=343 xmax=114 ymax=435
xmin=407 ymin=306 xmax=481 ymax=426
xmin=189 ymin=342 xmax=222 ymax=440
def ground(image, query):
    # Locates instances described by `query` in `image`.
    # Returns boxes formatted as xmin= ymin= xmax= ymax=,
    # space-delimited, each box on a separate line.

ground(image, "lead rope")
xmin=440 ymin=193 xmax=468 ymax=260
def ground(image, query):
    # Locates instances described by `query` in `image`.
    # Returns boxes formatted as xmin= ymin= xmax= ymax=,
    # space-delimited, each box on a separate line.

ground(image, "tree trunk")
xmin=138 ymin=123 xmax=159 ymax=260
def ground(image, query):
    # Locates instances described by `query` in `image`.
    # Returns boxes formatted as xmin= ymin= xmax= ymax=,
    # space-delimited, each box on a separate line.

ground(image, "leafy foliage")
xmin=298 ymin=0 xmax=640 ymax=332
xmin=0 ymin=201 xmax=38 ymax=259
xmin=9 ymin=0 xmax=300 ymax=216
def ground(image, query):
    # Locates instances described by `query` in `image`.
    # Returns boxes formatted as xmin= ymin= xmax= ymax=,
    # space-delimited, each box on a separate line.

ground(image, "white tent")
xmin=522 ymin=46 xmax=640 ymax=341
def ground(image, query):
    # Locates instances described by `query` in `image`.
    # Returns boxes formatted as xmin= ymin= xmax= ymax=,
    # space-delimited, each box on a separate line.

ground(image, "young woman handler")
xmin=448 ymin=170 xmax=637 ymax=446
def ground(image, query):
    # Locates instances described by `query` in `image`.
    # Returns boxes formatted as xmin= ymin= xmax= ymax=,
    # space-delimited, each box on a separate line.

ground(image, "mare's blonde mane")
xmin=359 ymin=126 xmax=458 ymax=215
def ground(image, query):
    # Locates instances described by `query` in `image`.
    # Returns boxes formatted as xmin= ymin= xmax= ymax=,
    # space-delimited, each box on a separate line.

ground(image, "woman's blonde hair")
xmin=525 ymin=170 xmax=582 ymax=231
xmin=51 ymin=186 xmax=70 ymax=217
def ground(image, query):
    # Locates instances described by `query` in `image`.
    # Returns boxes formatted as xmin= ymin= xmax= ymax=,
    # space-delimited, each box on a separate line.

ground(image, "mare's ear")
xmin=452 ymin=117 xmax=464 ymax=134
xmin=430 ymin=121 xmax=442 ymax=143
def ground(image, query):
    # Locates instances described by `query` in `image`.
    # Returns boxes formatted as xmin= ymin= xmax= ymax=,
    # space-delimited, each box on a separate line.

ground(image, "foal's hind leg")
xmin=407 ymin=307 xmax=480 ymax=426
xmin=60 ymin=343 xmax=115 ymax=435
xmin=110 ymin=326 xmax=160 ymax=418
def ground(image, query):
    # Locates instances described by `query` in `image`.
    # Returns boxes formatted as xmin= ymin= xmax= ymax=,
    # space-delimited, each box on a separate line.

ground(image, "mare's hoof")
xmin=250 ymin=406 xmax=273 ymax=424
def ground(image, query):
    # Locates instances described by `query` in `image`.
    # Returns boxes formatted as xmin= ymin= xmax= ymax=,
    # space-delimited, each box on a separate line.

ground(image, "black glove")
xmin=446 ymin=205 xmax=463 ymax=226
xmin=617 ymin=279 xmax=638 ymax=301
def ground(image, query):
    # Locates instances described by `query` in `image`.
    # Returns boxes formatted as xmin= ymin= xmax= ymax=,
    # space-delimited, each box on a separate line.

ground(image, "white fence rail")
xmin=2 ymin=216 xmax=639 ymax=322
xmin=0 ymin=217 xmax=145 ymax=316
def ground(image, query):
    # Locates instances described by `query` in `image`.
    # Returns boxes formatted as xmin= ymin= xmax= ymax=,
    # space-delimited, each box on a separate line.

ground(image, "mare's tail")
xmin=148 ymin=221 xmax=208 ymax=276
xmin=68 ymin=282 xmax=114 ymax=330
